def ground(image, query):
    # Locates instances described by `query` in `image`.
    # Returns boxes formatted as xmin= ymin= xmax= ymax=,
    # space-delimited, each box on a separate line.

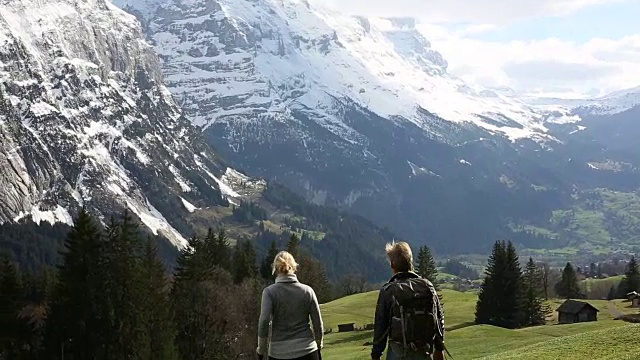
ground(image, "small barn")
xmin=628 ymin=292 xmax=640 ymax=308
xmin=337 ymin=323 xmax=355 ymax=332
xmin=557 ymin=300 xmax=599 ymax=324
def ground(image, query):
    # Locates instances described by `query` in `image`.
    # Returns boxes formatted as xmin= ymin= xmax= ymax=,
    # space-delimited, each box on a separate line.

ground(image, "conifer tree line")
xmin=417 ymin=245 xmax=439 ymax=289
xmin=475 ymin=240 xmax=551 ymax=329
xmin=0 ymin=209 xmax=332 ymax=360
xmin=620 ymin=256 xmax=640 ymax=296
xmin=475 ymin=243 xmax=640 ymax=329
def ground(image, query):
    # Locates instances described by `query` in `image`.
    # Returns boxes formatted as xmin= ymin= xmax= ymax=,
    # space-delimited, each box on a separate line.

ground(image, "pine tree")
xmin=555 ymin=263 xmax=582 ymax=299
xmin=101 ymin=210 xmax=147 ymax=359
xmin=140 ymin=238 xmax=177 ymax=360
xmin=215 ymin=228 xmax=230 ymax=271
xmin=297 ymin=253 xmax=333 ymax=303
xmin=172 ymin=235 xmax=235 ymax=360
xmin=0 ymin=256 xmax=24 ymax=358
xmin=202 ymin=228 xmax=221 ymax=273
xmin=19 ymin=266 xmax=57 ymax=359
xmin=475 ymin=240 xmax=524 ymax=329
xmin=260 ymin=240 xmax=278 ymax=281
xmin=476 ymin=241 xmax=505 ymax=326
xmin=522 ymin=258 xmax=548 ymax=326
xmin=45 ymin=208 xmax=107 ymax=359
xmin=233 ymin=240 xmax=257 ymax=284
xmin=416 ymin=246 xmax=439 ymax=290
xmin=589 ymin=263 xmax=597 ymax=277
xmin=287 ymin=233 xmax=300 ymax=258
xmin=622 ymin=256 xmax=640 ymax=294
xmin=504 ymin=241 xmax=525 ymax=328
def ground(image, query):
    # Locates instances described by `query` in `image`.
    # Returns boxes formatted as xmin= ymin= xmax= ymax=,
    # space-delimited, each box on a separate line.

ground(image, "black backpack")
xmin=387 ymin=277 xmax=445 ymax=357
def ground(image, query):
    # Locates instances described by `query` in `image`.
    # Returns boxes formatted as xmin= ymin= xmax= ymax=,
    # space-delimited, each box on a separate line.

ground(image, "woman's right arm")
xmin=309 ymin=289 xmax=324 ymax=350
xmin=257 ymin=288 xmax=272 ymax=356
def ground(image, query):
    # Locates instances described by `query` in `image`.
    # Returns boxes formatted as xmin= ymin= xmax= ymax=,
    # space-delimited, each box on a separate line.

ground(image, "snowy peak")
xmin=114 ymin=0 xmax=550 ymax=141
xmin=576 ymin=86 xmax=640 ymax=115
xmin=368 ymin=16 xmax=448 ymax=76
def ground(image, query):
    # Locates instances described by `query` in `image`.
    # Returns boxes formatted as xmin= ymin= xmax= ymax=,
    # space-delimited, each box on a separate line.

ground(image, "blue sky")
xmin=322 ymin=0 xmax=640 ymax=98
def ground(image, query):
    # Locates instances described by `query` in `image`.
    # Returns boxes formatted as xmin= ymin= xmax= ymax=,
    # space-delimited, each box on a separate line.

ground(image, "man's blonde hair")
xmin=272 ymin=251 xmax=299 ymax=275
xmin=385 ymin=241 xmax=414 ymax=272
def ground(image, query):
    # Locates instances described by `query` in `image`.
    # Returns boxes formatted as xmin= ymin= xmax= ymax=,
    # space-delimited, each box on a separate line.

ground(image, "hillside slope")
xmin=321 ymin=290 xmax=639 ymax=360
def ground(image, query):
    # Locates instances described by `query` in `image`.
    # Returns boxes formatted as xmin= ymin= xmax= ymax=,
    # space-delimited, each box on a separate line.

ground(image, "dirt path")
xmin=607 ymin=301 xmax=625 ymax=319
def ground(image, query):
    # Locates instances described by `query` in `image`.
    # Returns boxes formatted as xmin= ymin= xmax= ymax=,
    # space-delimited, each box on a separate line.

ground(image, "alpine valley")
xmin=112 ymin=0 xmax=640 ymax=256
xmin=1 ymin=0 xmax=640 ymax=280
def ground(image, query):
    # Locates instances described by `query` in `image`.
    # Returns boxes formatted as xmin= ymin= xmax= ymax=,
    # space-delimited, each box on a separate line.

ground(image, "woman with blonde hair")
xmin=257 ymin=251 xmax=324 ymax=360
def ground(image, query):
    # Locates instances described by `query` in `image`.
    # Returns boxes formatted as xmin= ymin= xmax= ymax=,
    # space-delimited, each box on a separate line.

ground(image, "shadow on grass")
xmin=325 ymin=331 xmax=373 ymax=346
xmin=619 ymin=314 xmax=640 ymax=323
xmin=448 ymin=321 xmax=475 ymax=331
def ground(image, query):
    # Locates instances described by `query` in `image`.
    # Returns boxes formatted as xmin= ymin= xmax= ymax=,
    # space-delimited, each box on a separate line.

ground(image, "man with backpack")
xmin=371 ymin=241 xmax=446 ymax=360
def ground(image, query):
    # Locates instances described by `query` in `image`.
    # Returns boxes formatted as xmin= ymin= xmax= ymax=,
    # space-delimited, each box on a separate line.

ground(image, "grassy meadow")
xmin=320 ymin=289 xmax=640 ymax=360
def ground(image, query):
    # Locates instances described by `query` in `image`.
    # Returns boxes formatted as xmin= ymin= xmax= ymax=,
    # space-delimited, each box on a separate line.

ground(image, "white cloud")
xmin=420 ymin=23 xmax=640 ymax=98
xmin=320 ymin=0 xmax=629 ymax=24
xmin=317 ymin=0 xmax=639 ymax=98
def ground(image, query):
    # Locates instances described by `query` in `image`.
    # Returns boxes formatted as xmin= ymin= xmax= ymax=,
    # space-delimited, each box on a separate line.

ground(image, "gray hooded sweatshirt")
xmin=257 ymin=274 xmax=324 ymax=359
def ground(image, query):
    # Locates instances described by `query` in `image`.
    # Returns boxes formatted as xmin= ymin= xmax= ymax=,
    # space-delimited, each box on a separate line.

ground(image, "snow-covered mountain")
xmin=4 ymin=0 xmax=637 ymax=256
xmin=108 ymin=0 xmax=593 ymax=254
xmin=504 ymin=86 xmax=640 ymax=117
xmin=0 ymin=0 xmax=252 ymax=247
xmin=114 ymin=0 xmax=553 ymax=142
xmin=573 ymin=86 xmax=640 ymax=116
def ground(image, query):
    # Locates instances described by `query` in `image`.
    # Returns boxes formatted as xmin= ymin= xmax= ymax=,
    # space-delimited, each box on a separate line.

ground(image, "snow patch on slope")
xmin=14 ymin=205 xmax=74 ymax=226
xmin=180 ymin=197 xmax=197 ymax=213
xmin=545 ymin=114 xmax=581 ymax=125
xmin=407 ymin=161 xmax=439 ymax=177
xmin=126 ymin=199 xmax=188 ymax=248
xmin=169 ymin=165 xmax=192 ymax=192
xmin=193 ymin=156 xmax=241 ymax=198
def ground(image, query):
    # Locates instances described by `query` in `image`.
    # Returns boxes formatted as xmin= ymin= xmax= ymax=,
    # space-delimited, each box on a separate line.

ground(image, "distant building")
xmin=338 ymin=323 xmax=355 ymax=332
xmin=627 ymin=292 xmax=640 ymax=308
xmin=557 ymin=300 xmax=599 ymax=324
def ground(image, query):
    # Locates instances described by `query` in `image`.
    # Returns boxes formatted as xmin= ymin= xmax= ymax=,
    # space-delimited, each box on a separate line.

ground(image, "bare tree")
xmin=538 ymin=263 xmax=551 ymax=299
xmin=337 ymin=274 xmax=367 ymax=298
xmin=537 ymin=262 xmax=562 ymax=299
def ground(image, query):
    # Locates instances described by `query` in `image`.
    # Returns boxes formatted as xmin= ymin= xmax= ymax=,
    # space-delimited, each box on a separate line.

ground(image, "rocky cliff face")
xmin=0 ymin=0 xmax=244 ymax=246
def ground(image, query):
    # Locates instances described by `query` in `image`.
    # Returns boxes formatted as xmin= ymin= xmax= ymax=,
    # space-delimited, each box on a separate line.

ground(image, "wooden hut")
xmin=557 ymin=300 xmax=599 ymax=324
xmin=628 ymin=292 xmax=640 ymax=308
xmin=337 ymin=323 xmax=355 ymax=332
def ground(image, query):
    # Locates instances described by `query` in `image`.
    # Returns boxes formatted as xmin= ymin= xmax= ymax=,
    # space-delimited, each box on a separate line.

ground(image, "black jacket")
xmin=371 ymin=271 xmax=445 ymax=359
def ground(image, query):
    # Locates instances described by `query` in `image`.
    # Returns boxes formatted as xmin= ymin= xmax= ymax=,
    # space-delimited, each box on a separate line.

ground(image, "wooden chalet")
xmin=337 ymin=323 xmax=355 ymax=332
xmin=557 ymin=300 xmax=599 ymax=324
xmin=628 ymin=291 xmax=640 ymax=308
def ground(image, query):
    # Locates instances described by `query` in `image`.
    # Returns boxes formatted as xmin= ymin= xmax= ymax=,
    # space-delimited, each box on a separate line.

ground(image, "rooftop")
xmin=557 ymin=299 xmax=599 ymax=314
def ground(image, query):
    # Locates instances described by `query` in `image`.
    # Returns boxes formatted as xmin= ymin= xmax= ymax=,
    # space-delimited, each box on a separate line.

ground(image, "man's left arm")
xmin=434 ymin=291 xmax=445 ymax=353
xmin=371 ymin=287 xmax=390 ymax=360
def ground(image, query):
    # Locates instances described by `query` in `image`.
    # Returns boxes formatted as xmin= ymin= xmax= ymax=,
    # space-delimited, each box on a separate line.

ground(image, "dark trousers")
xmin=269 ymin=350 xmax=320 ymax=360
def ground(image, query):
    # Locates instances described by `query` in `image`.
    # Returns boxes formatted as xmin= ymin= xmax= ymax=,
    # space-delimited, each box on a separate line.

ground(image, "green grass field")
xmin=320 ymin=289 xmax=640 ymax=360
